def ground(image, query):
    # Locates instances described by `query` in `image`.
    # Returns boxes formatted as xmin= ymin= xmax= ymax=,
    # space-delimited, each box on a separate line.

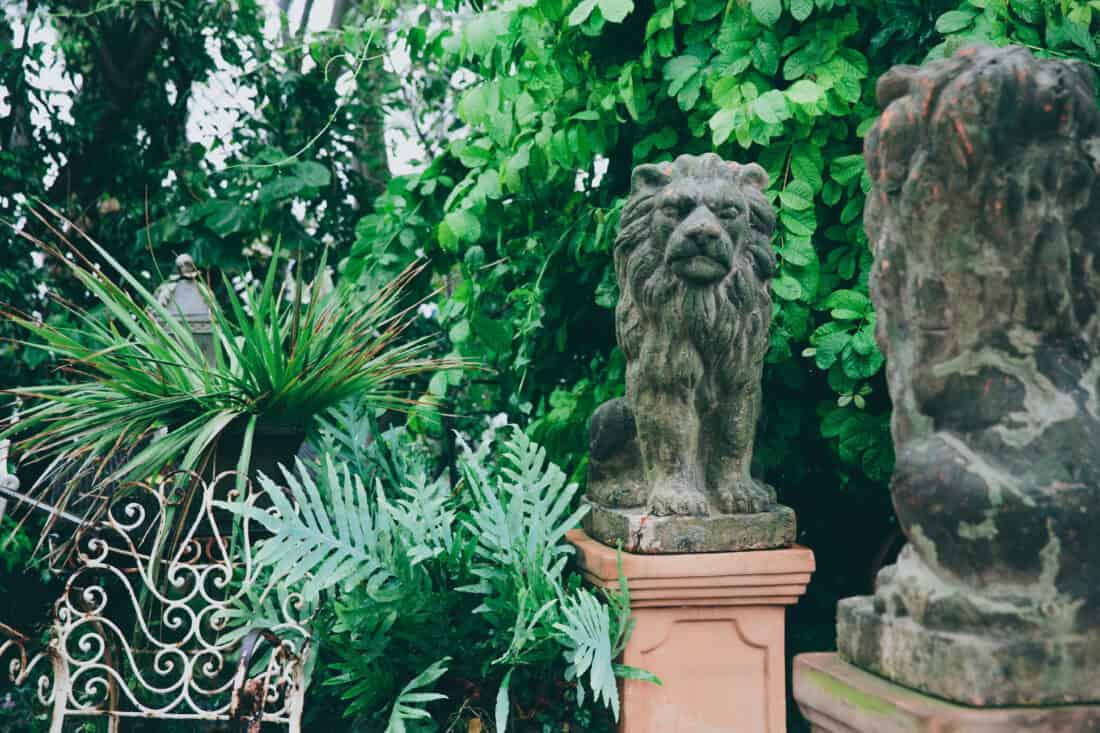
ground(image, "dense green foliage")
xmin=1 ymin=0 xmax=387 ymax=390
xmin=6 ymin=0 xmax=1100 ymax=730
xmin=3 ymin=230 xmax=454 ymax=536
xmin=6 ymin=1 xmax=1100 ymax=498
xmin=224 ymin=418 xmax=637 ymax=732
xmin=350 ymin=0 xmax=1100 ymax=494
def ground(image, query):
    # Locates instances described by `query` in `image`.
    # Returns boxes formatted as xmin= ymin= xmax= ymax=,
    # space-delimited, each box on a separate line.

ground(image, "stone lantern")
xmin=154 ymin=254 xmax=215 ymax=365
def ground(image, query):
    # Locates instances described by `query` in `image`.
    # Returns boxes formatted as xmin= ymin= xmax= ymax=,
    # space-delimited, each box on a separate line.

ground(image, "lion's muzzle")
xmin=665 ymin=205 xmax=733 ymax=285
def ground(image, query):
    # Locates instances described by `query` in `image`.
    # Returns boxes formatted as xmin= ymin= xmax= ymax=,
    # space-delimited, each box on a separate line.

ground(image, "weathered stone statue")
xmin=585 ymin=153 xmax=795 ymax=553
xmin=840 ymin=45 xmax=1100 ymax=705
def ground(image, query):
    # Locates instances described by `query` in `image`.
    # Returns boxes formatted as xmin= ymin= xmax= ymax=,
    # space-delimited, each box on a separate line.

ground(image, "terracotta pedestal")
xmin=568 ymin=529 xmax=814 ymax=733
xmin=793 ymin=653 xmax=1100 ymax=733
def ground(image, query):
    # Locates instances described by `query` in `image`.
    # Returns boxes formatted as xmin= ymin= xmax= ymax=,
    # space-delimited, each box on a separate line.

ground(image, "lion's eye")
xmin=717 ymin=205 xmax=744 ymax=220
xmin=661 ymin=198 xmax=695 ymax=217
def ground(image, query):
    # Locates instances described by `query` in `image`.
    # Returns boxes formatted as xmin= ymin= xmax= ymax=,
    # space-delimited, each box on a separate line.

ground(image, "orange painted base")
xmin=567 ymin=529 xmax=815 ymax=733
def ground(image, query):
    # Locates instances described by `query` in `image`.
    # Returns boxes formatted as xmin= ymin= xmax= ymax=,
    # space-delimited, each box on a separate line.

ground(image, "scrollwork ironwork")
xmin=3 ymin=470 xmax=310 ymax=733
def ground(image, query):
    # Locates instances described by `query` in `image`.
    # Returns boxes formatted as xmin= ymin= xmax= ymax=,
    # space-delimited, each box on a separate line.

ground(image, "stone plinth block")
xmin=793 ymin=652 xmax=1100 ymax=733
xmin=583 ymin=500 xmax=796 ymax=554
xmin=838 ymin=595 xmax=1100 ymax=707
xmin=568 ymin=529 xmax=814 ymax=733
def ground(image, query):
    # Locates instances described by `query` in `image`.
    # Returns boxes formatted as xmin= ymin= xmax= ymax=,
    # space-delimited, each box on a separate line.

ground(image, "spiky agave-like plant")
xmin=2 ymin=207 xmax=464 ymax=541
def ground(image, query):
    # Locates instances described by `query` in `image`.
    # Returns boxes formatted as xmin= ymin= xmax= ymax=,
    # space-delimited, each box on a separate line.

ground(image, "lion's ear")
xmin=876 ymin=65 xmax=918 ymax=108
xmin=739 ymin=163 xmax=769 ymax=191
xmin=631 ymin=164 xmax=671 ymax=195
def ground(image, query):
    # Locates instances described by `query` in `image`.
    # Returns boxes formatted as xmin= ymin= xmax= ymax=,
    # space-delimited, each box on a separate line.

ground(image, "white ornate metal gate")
xmin=2 ymin=469 xmax=311 ymax=733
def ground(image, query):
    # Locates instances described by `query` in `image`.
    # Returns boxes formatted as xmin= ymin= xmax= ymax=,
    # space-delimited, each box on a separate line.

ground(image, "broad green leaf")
xmin=443 ymin=210 xmax=482 ymax=244
xmin=598 ymin=0 xmax=634 ymax=23
xmin=503 ymin=145 xmax=532 ymax=191
xmin=751 ymin=0 xmax=782 ymax=26
xmin=821 ymin=406 xmax=855 ymax=437
xmin=780 ymin=237 xmax=814 ymax=266
xmin=294 ymin=161 xmax=331 ymax=187
xmin=473 ymin=170 xmax=503 ymax=201
xmin=465 ymin=11 xmax=509 ymax=56
xmin=752 ymin=90 xmax=789 ymax=124
xmin=694 ymin=0 xmax=725 ymax=21
xmin=786 ymin=79 xmax=823 ymax=104
xmin=822 ymin=289 xmax=869 ymax=312
xmin=429 ymin=371 xmax=449 ymax=397
xmin=815 ymin=331 xmax=851 ymax=369
xmin=473 ymin=313 xmax=513 ymax=354
xmin=781 ymin=207 xmax=817 ymax=237
xmin=830 ymin=154 xmax=865 ymax=185
xmin=772 ymin=272 xmax=803 ymax=301
xmin=709 ymin=108 xmax=738 ymax=146
xmin=779 ymin=180 xmax=815 ymax=211
xmin=438 ymin=220 xmax=459 ymax=253
xmin=568 ymin=0 xmax=598 ymax=25
xmin=935 ymin=10 xmax=976 ymax=34
xmin=751 ymin=36 xmax=779 ymax=75
xmin=793 ymin=252 xmax=820 ymax=298
xmin=203 ymin=202 xmax=248 ymax=236
xmin=454 ymin=139 xmax=494 ymax=169
xmin=790 ymin=0 xmax=813 ymax=21
xmin=842 ymin=345 xmax=885 ymax=379
xmin=258 ymin=176 xmax=306 ymax=203
xmin=852 ymin=324 xmax=877 ymax=355
xmin=791 ymin=143 xmax=824 ymax=192
xmin=664 ymin=55 xmax=702 ymax=97
xmin=449 ymin=320 xmax=471 ymax=344
xmin=1011 ymin=0 xmax=1041 ymax=22
xmin=840 ymin=197 xmax=862 ymax=224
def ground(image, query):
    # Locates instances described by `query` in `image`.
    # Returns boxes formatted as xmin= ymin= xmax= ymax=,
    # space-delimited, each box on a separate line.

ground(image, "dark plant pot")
xmin=173 ymin=421 xmax=306 ymax=544
xmin=209 ymin=421 xmax=307 ymax=491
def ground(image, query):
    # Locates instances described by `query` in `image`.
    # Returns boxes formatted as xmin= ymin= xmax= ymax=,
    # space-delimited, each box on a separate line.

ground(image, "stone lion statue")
xmin=840 ymin=45 xmax=1100 ymax=706
xmin=588 ymin=153 xmax=778 ymax=519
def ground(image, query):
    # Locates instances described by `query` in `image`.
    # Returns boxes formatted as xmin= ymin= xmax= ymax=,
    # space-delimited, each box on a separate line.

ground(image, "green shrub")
xmin=345 ymin=0 xmax=1100 ymax=495
xmin=3 ymin=225 xmax=456 ymax=538
xmin=220 ymin=421 xmax=647 ymax=731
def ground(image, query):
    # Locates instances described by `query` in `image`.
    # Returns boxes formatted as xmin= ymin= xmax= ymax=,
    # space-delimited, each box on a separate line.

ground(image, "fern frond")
xmin=555 ymin=589 xmax=620 ymax=720
xmin=384 ymin=469 xmax=455 ymax=565
xmin=461 ymin=427 xmax=587 ymax=581
xmin=216 ymin=457 xmax=399 ymax=604
xmin=385 ymin=657 xmax=450 ymax=733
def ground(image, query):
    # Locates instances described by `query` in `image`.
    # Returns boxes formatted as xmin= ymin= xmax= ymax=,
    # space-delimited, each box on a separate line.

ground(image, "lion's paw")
xmin=646 ymin=480 xmax=709 ymax=517
xmin=713 ymin=479 xmax=776 ymax=514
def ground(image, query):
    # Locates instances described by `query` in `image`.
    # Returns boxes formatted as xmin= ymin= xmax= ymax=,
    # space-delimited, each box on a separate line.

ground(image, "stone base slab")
xmin=568 ymin=529 xmax=814 ymax=732
xmin=582 ymin=501 xmax=796 ymax=554
xmin=838 ymin=595 xmax=1100 ymax=706
xmin=794 ymin=652 xmax=1100 ymax=732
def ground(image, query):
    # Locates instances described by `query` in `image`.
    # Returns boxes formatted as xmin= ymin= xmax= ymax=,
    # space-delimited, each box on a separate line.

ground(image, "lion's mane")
xmin=614 ymin=153 xmax=777 ymax=394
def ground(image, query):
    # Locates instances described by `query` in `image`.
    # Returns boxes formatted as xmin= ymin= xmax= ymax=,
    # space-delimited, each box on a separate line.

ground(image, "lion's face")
xmin=615 ymin=154 xmax=775 ymax=299
xmin=650 ymin=178 xmax=747 ymax=286
xmin=613 ymin=153 xmax=777 ymax=363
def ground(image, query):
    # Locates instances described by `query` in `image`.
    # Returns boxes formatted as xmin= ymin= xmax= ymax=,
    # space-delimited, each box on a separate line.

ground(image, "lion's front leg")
xmin=703 ymin=378 xmax=776 ymax=514
xmin=628 ymin=364 xmax=709 ymax=517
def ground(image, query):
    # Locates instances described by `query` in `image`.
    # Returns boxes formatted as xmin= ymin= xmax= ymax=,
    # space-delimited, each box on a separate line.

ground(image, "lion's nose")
xmin=680 ymin=209 xmax=725 ymax=251
xmin=685 ymin=220 xmax=723 ymax=244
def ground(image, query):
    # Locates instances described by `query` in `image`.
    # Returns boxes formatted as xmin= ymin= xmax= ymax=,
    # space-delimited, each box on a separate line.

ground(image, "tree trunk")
xmin=327 ymin=0 xmax=392 ymax=201
xmin=44 ymin=7 xmax=180 ymax=231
